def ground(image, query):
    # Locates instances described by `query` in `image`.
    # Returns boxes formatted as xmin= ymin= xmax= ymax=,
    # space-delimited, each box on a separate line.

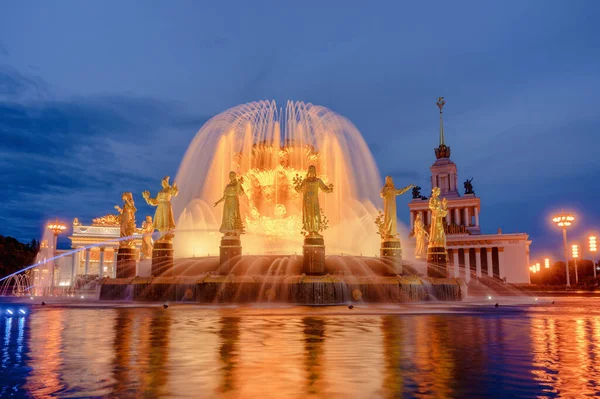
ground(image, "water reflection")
xmin=0 ymin=302 xmax=599 ymax=397
xmin=302 ymin=317 xmax=325 ymax=394
xmin=218 ymin=316 xmax=240 ymax=393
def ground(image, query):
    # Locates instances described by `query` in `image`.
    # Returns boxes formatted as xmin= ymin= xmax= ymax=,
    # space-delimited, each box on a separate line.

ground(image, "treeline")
xmin=531 ymin=260 xmax=599 ymax=287
xmin=0 ymin=235 xmax=39 ymax=278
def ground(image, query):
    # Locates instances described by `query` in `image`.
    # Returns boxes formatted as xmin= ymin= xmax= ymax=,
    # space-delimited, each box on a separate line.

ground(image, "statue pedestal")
xmin=116 ymin=247 xmax=136 ymax=278
xmin=152 ymin=241 xmax=174 ymax=277
xmin=380 ymin=239 xmax=403 ymax=275
xmin=219 ymin=236 xmax=242 ymax=275
xmin=427 ymin=246 xmax=448 ymax=278
xmin=303 ymin=236 xmax=326 ymax=275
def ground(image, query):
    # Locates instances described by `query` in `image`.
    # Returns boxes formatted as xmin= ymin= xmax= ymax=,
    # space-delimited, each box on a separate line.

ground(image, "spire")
xmin=434 ymin=96 xmax=451 ymax=159
xmin=437 ymin=96 xmax=445 ymax=145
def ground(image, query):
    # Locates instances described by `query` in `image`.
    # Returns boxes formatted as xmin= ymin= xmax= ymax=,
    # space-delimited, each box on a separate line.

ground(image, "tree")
xmin=0 ymin=235 xmax=39 ymax=278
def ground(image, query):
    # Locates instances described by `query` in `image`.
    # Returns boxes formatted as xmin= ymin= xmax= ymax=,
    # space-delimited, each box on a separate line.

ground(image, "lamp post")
xmin=552 ymin=212 xmax=575 ymax=288
xmin=47 ymin=218 xmax=67 ymax=295
xmin=590 ymin=236 xmax=597 ymax=279
xmin=571 ymin=244 xmax=579 ymax=284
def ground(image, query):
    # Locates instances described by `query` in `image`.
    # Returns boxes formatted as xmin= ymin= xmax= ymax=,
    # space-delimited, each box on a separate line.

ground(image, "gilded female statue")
xmin=294 ymin=165 xmax=333 ymax=237
xmin=214 ymin=171 xmax=245 ymax=236
xmin=141 ymin=216 xmax=154 ymax=258
xmin=380 ymin=176 xmax=414 ymax=240
xmin=428 ymin=187 xmax=448 ymax=249
xmin=115 ymin=192 xmax=136 ymax=247
xmin=413 ymin=213 xmax=429 ymax=258
xmin=142 ymin=176 xmax=179 ymax=242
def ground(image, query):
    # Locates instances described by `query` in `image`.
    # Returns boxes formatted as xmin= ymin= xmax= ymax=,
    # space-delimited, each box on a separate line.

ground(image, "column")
xmin=464 ymin=250 xmax=470 ymax=283
xmin=474 ymin=207 xmax=480 ymax=227
xmin=453 ymin=250 xmax=459 ymax=278
xmin=475 ymin=248 xmax=482 ymax=278
xmin=70 ymin=249 xmax=77 ymax=285
xmin=487 ymin=248 xmax=493 ymax=277
xmin=410 ymin=212 xmax=415 ymax=230
xmin=421 ymin=211 xmax=427 ymax=226
xmin=446 ymin=209 xmax=451 ymax=224
xmin=427 ymin=210 xmax=431 ymax=225
xmin=498 ymin=247 xmax=505 ymax=281
xmin=84 ymin=249 xmax=91 ymax=275
xmin=99 ymin=247 xmax=105 ymax=277
xmin=113 ymin=250 xmax=118 ymax=278
xmin=464 ymin=207 xmax=469 ymax=227
xmin=454 ymin=208 xmax=460 ymax=226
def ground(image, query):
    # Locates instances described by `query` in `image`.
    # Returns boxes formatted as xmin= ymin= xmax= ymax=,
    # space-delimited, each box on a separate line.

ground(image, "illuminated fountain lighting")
xmin=172 ymin=100 xmax=386 ymax=258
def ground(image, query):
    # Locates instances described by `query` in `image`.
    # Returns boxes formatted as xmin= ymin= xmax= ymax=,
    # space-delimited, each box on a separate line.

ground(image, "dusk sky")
xmin=1 ymin=1 xmax=599 ymax=261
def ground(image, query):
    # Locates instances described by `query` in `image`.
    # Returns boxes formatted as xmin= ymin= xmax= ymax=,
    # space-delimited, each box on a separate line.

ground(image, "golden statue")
xmin=428 ymin=187 xmax=448 ymax=249
xmin=114 ymin=192 xmax=136 ymax=248
xmin=413 ymin=213 xmax=429 ymax=258
xmin=214 ymin=171 xmax=245 ymax=236
xmin=141 ymin=216 xmax=154 ymax=258
xmin=294 ymin=165 xmax=333 ymax=237
xmin=380 ymin=176 xmax=414 ymax=240
xmin=142 ymin=176 xmax=179 ymax=242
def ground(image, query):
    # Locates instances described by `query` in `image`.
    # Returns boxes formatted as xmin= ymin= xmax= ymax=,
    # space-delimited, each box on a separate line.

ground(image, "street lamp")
xmin=552 ymin=212 xmax=575 ymax=287
xmin=544 ymin=258 xmax=550 ymax=268
xmin=590 ymin=236 xmax=597 ymax=279
xmin=47 ymin=218 xmax=67 ymax=295
xmin=571 ymin=244 xmax=579 ymax=284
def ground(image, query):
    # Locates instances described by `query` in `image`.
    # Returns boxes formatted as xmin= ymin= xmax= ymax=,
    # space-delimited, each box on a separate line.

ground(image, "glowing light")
xmin=19 ymin=309 xmax=26 ymax=315
xmin=6 ymin=309 xmax=13 ymax=315
xmin=572 ymin=244 xmax=579 ymax=258
xmin=487 ymin=296 xmax=492 ymax=300
xmin=47 ymin=218 xmax=67 ymax=234
xmin=544 ymin=258 xmax=550 ymax=268
xmin=536 ymin=263 xmax=541 ymax=272
xmin=80 ymin=296 xmax=84 ymax=299
xmin=590 ymin=236 xmax=597 ymax=252
xmin=552 ymin=213 xmax=575 ymax=227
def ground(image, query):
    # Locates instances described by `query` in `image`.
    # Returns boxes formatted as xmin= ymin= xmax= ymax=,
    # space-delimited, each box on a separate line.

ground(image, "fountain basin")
xmin=99 ymin=274 xmax=464 ymax=304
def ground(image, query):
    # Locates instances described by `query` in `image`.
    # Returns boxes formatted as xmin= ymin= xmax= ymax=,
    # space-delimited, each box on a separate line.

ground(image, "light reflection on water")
xmin=1 ymin=300 xmax=600 ymax=398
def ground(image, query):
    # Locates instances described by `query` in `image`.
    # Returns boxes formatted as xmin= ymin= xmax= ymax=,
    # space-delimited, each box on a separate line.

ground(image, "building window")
xmin=481 ymin=247 xmax=488 ymax=275
xmin=492 ymin=247 xmax=500 ymax=278
xmin=469 ymin=248 xmax=477 ymax=274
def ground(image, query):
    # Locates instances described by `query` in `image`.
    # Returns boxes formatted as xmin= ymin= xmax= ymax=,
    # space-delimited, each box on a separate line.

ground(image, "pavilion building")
xmin=408 ymin=99 xmax=531 ymax=284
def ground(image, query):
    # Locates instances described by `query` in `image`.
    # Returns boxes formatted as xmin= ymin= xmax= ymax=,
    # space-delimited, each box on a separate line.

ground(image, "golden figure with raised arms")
xmin=214 ymin=171 xmax=245 ymax=236
xmin=294 ymin=165 xmax=333 ymax=237
xmin=142 ymin=176 xmax=179 ymax=242
xmin=380 ymin=176 xmax=414 ymax=240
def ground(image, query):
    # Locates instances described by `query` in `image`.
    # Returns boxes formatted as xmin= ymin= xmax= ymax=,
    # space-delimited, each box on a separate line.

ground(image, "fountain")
xmin=0 ymin=100 xmax=463 ymax=304
xmin=96 ymin=100 xmax=463 ymax=304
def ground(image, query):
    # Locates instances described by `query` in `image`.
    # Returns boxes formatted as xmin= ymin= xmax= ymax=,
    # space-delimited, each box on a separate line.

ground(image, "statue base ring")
xmin=380 ymin=239 xmax=403 ymax=275
xmin=116 ymin=247 xmax=137 ymax=278
xmin=303 ymin=236 xmax=326 ymax=275
xmin=152 ymin=241 xmax=174 ymax=277
xmin=427 ymin=246 xmax=448 ymax=278
xmin=219 ymin=236 xmax=242 ymax=275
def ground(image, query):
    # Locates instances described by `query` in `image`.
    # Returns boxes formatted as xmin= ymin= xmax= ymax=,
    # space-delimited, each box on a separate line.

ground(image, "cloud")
xmin=0 ymin=69 xmax=208 ymax=244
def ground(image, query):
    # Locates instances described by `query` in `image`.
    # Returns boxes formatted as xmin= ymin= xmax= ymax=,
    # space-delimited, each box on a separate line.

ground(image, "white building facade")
xmin=408 ymin=101 xmax=531 ymax=284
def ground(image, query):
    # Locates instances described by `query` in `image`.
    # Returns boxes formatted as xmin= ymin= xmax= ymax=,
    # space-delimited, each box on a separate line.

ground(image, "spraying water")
xmin=173 ymin=100 xmax=385 ymax=257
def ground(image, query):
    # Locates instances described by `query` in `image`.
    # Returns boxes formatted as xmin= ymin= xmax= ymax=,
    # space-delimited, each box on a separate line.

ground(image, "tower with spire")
xmin=430 ymin=96 xmax=460 ymax=198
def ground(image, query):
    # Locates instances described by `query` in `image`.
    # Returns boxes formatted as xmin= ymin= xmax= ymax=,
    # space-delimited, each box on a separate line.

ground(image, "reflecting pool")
xmin=1 ymin=298 xmax=600 ymax=398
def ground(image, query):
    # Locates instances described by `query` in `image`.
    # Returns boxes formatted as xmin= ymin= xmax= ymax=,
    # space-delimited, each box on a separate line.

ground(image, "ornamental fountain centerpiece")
xmin=91 ymin=100 xmax=462 ymax=304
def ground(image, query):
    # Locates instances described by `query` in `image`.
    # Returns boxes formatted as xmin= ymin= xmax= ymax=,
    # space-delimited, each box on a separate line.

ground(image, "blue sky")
xmin=1 ymin=1 xmax=599 ymax=261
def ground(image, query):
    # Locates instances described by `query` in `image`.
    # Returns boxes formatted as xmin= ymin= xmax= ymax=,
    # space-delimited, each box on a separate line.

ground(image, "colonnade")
xmin=410 ymin=206 xmax=479 ymax=229
xmin=447 ymin=247 xmax=504 ymax=282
